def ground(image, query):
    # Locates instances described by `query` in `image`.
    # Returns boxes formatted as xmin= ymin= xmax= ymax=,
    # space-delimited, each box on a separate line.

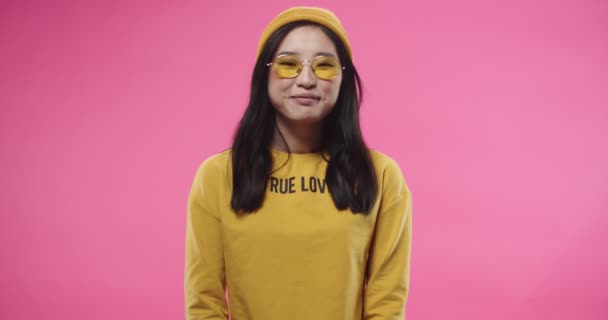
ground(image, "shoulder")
xmin=192 ymin=149 xmax=232 ymax=183
xmin=368 ymin=148 xmax=411 ymax=197
xmin=368 ymin=149 xmax=405 ymax=180
xmin=369 ymin=149 xmax=399 ymax=170
xmin=199 ymin=148 xmax=232 ymax=169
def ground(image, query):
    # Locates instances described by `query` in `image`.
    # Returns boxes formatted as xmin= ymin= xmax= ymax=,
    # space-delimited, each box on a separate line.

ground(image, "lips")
xmin=290 ymin=94 xmax=320 ymax=106
xmin=291 ymin=94 xmax=320 ymax=100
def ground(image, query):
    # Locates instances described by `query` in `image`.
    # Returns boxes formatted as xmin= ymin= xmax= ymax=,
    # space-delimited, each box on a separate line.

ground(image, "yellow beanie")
xmin=256 ymin=6 xmax=353 ymax=61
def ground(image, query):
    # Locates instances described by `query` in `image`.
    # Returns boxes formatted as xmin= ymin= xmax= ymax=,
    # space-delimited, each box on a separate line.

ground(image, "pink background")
xmin=1 ymin=0 xmax=607 ymax=319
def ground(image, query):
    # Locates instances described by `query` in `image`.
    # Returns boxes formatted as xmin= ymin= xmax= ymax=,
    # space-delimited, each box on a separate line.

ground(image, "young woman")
xmin=185 ymin=6 xmax=413 ymax=320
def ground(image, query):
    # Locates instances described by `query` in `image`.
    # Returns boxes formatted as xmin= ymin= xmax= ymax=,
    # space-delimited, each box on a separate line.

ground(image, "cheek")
xmin=268 ymin=77 xmax=292 ymax=98
xmin=323 ymin=80 xmax=342 ymax=103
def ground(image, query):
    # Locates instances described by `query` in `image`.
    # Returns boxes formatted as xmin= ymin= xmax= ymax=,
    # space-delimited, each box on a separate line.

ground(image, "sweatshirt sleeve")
xmin=184 ymin=159 xmax=229 ymax=320
xmin=363 ymin=159 xmax=413 ymax=320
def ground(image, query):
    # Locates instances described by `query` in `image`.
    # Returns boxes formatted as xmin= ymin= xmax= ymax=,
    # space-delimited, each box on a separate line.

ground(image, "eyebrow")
xmin=276 ymin=50 xmax=337 ymax=57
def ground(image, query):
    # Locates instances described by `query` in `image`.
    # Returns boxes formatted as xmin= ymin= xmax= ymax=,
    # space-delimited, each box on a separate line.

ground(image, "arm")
xmin=363 ymin=160 xmax=413 ymax=320
xmin=184 ymin=160 xmax=229 ymax=320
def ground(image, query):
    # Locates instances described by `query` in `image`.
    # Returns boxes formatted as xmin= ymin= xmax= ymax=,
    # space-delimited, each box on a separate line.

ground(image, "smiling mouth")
xmin=291 ymin=94 xmax=320 ymax=100
xmin=291 ymin=96 xmax=320 ymax=105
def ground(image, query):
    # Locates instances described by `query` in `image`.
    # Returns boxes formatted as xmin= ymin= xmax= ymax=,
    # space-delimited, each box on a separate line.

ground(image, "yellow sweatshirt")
xmin=185 ymin=149 xmax=413 ymax=320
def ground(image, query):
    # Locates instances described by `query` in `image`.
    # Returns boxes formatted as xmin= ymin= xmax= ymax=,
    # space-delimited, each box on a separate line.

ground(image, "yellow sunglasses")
xmin=267 ymin=54 xmax=345 ymax=80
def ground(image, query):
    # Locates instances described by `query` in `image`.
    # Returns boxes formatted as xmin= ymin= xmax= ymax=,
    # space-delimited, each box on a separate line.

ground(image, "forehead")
xmin=275 ymin=25 xmax=338 ymax=57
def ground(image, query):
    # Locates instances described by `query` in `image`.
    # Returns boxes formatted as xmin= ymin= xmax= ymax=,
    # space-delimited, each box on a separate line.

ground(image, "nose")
xmin=295 ymin=60 xmax=317 ymax=89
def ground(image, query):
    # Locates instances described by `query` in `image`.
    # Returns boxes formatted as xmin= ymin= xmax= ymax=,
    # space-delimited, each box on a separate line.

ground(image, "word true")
xmin=269 ymin=176 xmax=327 ymax=194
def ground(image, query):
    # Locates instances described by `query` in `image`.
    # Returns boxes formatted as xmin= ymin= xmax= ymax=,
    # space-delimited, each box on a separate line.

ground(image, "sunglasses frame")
xmin=266 ymin=54 xmax=345 ymax=80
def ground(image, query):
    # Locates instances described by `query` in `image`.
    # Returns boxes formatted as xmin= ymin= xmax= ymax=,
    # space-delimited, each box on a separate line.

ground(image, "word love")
xmin=269 ymin=176 xmax=327 ymax=194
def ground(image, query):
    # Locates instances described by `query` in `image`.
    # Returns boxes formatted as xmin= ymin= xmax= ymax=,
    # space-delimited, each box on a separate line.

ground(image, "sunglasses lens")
xmin=273 ymin=55 xmax=301 ymax=78
xmin=270 ymin=55 xmax=342 ymax=79
xmin=312 ymin=56 xmax=341 ymax=79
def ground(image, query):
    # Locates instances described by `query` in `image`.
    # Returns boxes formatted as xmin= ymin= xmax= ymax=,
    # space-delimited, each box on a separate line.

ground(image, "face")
xmin=267 ymin=25 xmax=343 ymax=127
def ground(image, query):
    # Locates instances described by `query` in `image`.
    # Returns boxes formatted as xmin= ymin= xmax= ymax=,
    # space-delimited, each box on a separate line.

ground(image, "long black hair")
xmin=230 ymin=20 xmax=377 ymax=215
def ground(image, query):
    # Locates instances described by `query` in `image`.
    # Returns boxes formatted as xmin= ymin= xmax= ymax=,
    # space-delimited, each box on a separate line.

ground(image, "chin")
xmin=281 ymin=113 xmax=324 ymax=126
xmin=289 ymin=117 xmax=323 ymax=125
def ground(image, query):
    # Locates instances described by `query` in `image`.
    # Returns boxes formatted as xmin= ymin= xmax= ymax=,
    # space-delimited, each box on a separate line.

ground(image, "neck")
xmin=271 ymin=116 xmax=323 ymax=154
